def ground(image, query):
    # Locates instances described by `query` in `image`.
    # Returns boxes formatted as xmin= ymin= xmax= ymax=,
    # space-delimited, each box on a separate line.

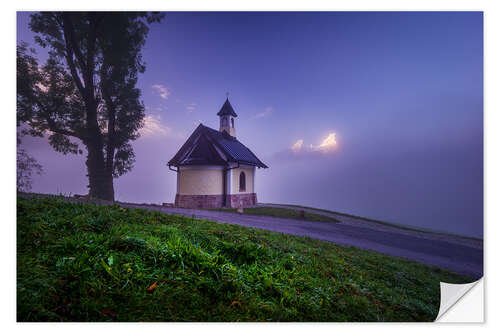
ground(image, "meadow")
xmin=17 ymin=196 xmax=473 ymax=321
xmin=209 ymin=206 xmax=340 ymax=223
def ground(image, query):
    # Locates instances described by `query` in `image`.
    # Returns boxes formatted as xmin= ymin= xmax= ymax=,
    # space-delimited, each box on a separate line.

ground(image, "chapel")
xmin=168 ymin=98 xmax=268 ymax=208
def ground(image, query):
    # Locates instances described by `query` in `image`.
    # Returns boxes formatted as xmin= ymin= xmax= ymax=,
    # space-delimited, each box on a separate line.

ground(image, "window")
xmin=239 ymin=171 xmax=246 ymax=192
xmin=231 ymin=118 xmax=234 ymax=128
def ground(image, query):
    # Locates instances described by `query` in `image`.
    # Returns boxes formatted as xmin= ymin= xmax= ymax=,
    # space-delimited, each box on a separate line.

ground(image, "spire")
xmin=217 ymin=98 xmax=238 ymax=117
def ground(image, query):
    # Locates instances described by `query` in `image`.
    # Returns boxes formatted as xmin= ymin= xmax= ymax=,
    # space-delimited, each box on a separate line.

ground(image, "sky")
xmin=16 ymin=12 xmax=483 ymax=238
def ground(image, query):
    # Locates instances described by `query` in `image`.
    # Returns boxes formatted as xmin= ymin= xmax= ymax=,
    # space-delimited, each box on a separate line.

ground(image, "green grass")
xmin=209 ymin=206 xmax=340 ymax=223
xmin=17 ymin=196 xmax=473 ymax=322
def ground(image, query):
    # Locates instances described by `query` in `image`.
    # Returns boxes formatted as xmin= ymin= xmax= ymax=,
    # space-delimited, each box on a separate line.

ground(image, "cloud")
xmin=145 ymin=105 xmax=163 ymax=113
xmin=315 ymin=133 xmax=337 ymax=152
xmin=140 ymin=115 xmax=171 ymax=137
xmin=291 ymin=139 xmax=303 ymax=152
xmin=186 ymin=103 xmax=197 ymax=113
xmin=152 ymin=84 xmax=170 ymax=100
xmin=254 ymin=106 xmax=274 ymax=119
xmin=274 ymin=133 xmax=339 ymax=161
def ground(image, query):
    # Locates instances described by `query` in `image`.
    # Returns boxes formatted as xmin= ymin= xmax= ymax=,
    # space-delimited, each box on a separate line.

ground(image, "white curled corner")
xmin=435 ymin=279 xmax=483 ymax=322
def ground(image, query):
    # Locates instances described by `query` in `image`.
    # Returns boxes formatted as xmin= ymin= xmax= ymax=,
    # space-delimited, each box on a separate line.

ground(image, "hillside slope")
xmin=17 ymin=197 xmax=473 ymax=322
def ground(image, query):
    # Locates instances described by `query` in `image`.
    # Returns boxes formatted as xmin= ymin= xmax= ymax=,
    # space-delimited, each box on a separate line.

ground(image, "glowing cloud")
xmin=140 ymin=115 xmax=171 ymax=137
xmin=152 ymin=84 xmax=170 ymax=100
xmin=316 ymin=133 xmax=337 ymax=151
xmin=284 ymin=133 xmax=338 ymax=158
xmin=291 ymin=139 xmax=304 ymax=152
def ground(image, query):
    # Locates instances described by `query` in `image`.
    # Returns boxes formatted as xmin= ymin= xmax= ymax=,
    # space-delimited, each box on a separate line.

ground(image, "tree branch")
xmin=32 ymin=95 xmax=83 ymax=140
xmin=45 ymin=117 xmax=80 ymax=138
xmin=62 ymin=13 xmax=102 ymax=145
xmin=62 ymin=14 xmax=87 ymax=82
xmin=60 ymin=19 xmax=86 ymax=97
xmin=86 ymin=14 xmax=99 ymax=99
xmin=101 ymin=70 xmax=116 ymax=171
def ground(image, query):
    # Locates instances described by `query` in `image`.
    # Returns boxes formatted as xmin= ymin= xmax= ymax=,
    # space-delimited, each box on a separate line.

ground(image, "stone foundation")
xmin=175 ymin=194 xmax=224 ymax=209
xmin=175 ymin=193 xmax=257 ymax=209
xmin=228 ymin=193 xmax=257 ymax=208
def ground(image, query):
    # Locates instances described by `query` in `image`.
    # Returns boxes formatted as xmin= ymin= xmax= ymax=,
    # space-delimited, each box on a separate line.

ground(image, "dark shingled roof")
xmin=216 ymin=98 xmax=238 ymax=117
xmin=168 ymin=124 xmax=268 ymax=168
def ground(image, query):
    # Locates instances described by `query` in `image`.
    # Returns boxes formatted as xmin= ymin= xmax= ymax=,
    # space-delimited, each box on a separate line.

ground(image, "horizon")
xmin=16 ymin=11 xmax=483 ymax=238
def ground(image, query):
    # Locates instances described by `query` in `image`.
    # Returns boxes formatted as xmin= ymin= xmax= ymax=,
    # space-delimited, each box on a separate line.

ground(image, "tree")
xmin=17 ymin=12 xmax=164 ymax=200
xmin=17 ymin=139 xmax=43 ymax=193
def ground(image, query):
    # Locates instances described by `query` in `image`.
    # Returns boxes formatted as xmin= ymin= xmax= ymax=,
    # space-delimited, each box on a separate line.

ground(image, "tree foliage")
xmin=17 ymin=12 xmax=164 ymax=200
xmin=17 ymin=43 xmax=84 ymax=154
xmin=17 ymin=139 xmax=43 ymax=192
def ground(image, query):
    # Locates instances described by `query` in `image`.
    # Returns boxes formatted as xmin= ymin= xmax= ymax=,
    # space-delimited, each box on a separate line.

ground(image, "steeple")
xmin=217 ymin=97 xmax=237 ymax=137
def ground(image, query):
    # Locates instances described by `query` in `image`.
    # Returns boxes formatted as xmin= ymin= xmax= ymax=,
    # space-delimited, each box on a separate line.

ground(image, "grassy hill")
xmin=17 ymin=196 xmax=473 ymax=322
xmin=209 ymin=206 xmax=341 ymax=223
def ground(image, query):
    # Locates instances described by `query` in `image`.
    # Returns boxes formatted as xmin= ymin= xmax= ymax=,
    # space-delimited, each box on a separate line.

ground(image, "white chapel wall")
xmin=178 ymin=167 xmax=224 ymax=195
xmin=231 ymin=166 xmax=255 ymax=194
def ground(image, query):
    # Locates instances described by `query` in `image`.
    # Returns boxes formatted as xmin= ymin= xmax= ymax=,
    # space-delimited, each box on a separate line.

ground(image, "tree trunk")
xmin=86 ymin=142 xmax=115 ymax=201
xmin=83 ymin=75 xmax=114 ymax=201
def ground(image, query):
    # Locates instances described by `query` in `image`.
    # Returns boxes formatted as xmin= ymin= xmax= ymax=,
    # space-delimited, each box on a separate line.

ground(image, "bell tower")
xmin=217 ymin=97 xmax=237 ymax=137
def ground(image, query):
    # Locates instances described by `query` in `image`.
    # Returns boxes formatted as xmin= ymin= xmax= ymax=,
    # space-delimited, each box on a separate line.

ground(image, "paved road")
xmin=118 ymin=203 xmax=483 ymax=279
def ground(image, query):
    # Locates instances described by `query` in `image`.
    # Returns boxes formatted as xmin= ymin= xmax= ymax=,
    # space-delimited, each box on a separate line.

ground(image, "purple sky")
xmin=17 ymin=12 xmax=483 ymax=238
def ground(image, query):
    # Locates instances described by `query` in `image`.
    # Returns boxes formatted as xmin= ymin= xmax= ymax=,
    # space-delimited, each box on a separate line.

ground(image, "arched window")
xmin=239 ymin=171 xmax=246 ymax=192
xmin=231 ymin=118 xmax=234 ymax=128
